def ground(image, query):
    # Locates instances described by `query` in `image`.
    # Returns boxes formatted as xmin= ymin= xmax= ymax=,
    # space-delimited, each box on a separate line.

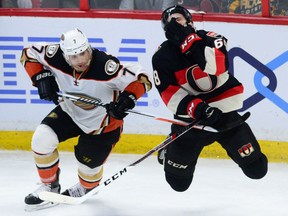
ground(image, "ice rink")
xmin=1 ymin=150 xmax=287 ymax=216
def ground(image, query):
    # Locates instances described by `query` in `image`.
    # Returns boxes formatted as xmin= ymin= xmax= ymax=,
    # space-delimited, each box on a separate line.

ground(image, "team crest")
xmin=69 ymin=93 xmax=101 ymax=110
xmin=238 ymin=143 xmax=254 ymax=158
xmin=47 ymin=112 xmax=58 ymax=119
xmin=46 ymin=45 xmax=59 ymax=58
xmin=206 ymin=31 xmax=221 ymax=38
xmin=186 ymin=65 xmax=218 ymax=92
xmin=105 ymin=60 xmax=119 ymax=75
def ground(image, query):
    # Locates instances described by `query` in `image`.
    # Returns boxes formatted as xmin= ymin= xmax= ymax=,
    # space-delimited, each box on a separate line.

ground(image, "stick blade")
xmin=38 ymin=191 xmax=85 ymax=205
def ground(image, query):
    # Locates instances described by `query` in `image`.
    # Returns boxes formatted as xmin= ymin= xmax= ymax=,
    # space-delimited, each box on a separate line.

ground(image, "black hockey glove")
xmin=187 ymin=100 xmax=222 ymax=126
xmin=33 ymin=70 xmax=59 ymax=105
xmin=165 ymin=18 xmax=202 ymax=54
xmin=107 ymin=91 xmax=136 ymax=120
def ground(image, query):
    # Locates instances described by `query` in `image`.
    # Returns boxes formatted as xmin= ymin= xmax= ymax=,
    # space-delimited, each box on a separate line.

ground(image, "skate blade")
xmin=24 ymin=201 xmax=59 ymax=212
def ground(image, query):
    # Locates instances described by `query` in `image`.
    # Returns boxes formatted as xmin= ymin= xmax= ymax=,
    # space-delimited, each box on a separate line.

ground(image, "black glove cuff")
xmin=121 ymin=91 xmax=136 ymax=108
xmin=194 ymin=102 xmax=208 ymax=119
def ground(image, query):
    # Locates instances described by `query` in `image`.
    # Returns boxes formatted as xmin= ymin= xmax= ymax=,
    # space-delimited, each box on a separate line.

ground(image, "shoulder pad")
xmin=206 ymin=31 xmax=225 ymax=40
xmin=104 ymin=59 xmax=120 ymax=76
xmin=46 ymin=44 xmax=60 ymax=58
xmin=92 ymin=50 xmax=120 ymax=76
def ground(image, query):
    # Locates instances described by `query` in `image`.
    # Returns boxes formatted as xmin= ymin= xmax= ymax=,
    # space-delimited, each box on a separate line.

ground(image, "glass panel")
xmin=0 ymin=0 xmax=80 ymax=8
xmin=1 ymin=0 xmax=287 ymax=17
xmin=89 ymin=0 xmax=122 ymax=9
xmin=118 ymin=0 xmax=178 ymax=11
xmin=272 ymin=0 xmax=288 ymax=16
xmin=178 ymin=0 xmax=223 ymax=13
xmin=1 ymin=0 xmax=33 ymax=8
xmin=41 ymin=0 xmax=80 ymax=8
xmin=219 ymin=0 xmax=262 ymax=15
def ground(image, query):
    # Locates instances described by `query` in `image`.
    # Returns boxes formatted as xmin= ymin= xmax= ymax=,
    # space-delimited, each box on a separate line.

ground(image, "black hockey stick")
xmin=58 ymin=92 xmax=188 ymax=126
xmin=57 ymin=92 xmax=223 ymax=132
xmin=38 ymin=118 xmax=201 ymax=205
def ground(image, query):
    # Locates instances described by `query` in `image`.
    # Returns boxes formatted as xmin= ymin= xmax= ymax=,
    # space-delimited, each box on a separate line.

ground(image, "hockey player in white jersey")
xmin=20 ymin=28 xmax=152 ymax=211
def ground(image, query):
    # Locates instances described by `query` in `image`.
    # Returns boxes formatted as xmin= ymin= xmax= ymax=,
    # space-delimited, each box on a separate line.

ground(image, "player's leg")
xmin=62 ymin=127 xmax=122 ymax=197
xmin=164 ymin=124 xmax=215 ymax=192
xmin=218 ymin=120 xmax=268 ymax=179
xmin=25 ymin=106 xmax=82 ymax=208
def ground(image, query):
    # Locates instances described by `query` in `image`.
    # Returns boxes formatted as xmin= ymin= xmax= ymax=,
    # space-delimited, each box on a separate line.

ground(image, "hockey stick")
xmin=58 ymin=92 xmax=250 ymax=133
xmin=58 ymin=92 xmax=187 ymax=126
xmin=57 ymin=92 xmax=221 ymax=132
xmin=38 ymin=118 xmax=201 ymax=205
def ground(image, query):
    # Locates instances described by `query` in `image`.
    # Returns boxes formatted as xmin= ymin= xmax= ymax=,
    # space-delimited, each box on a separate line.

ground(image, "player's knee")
xmin=32 ymin=124 xmax=59 ymax=154
xmin=241 ymin=154 xmax=268 ymax=179
xmin=74 ymin=144 xmax=103 ymax=169
xmin=165 ymin=172 xmax=193 ymax=192
xmin=164 ymin=160 xmax=196 ymax=192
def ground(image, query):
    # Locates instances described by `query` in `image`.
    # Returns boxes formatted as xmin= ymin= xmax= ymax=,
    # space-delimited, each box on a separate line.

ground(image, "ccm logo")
xmin=104 ymin=168 xmax=127 ymax=186
xmin=181 ymin=34 xmax=198 ymax=51
xmin=167 ymin=160 xmax=188 ymax=169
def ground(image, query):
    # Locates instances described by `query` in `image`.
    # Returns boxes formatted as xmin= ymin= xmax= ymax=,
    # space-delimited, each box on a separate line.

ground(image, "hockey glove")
xmin=165 ymin=18 xmax=202 ymax=54
xmin=33 ymin=70 xmax=59 ymax=105
xmin=187 ymin=99 xmax=222 ymax=126
xmin=107 ymin=91 xmax=136 ymax=120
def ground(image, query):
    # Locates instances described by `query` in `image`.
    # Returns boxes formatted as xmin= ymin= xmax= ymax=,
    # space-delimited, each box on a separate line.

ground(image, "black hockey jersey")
xmin=152 ymin=30 xmax=243 ymax=122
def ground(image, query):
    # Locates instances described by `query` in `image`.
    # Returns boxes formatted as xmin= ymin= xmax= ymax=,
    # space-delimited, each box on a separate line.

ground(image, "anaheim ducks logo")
xmin=70 ymin=93 xmax=101 ymax=110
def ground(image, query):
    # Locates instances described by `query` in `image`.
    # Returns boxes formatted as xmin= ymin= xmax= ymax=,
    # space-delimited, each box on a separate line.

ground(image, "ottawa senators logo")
xmin=238 ymin=143 xmax=255 ymax=158
xmin=186 ymin=65 xmax=218 ymax=93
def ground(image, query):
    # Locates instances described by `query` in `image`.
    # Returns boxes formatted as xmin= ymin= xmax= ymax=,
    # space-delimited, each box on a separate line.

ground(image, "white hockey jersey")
xmin=21 ymin=43 xmax=152 ymax=134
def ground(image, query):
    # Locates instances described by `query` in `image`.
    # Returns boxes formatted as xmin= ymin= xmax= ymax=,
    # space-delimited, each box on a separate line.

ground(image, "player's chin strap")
xmin=57 ymin=92 xmax=249 ymax=133
xmin=38 ymin=118 xmax=201 ymax=205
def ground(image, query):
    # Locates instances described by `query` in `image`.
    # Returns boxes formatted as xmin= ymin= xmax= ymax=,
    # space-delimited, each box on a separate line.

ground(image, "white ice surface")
xmin=0 ymin=150 xmax=287 ymax=216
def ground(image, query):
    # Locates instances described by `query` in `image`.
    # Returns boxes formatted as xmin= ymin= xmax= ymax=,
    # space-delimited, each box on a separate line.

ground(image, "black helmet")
xmin=161 ymin=5 xmax=192 ymax=29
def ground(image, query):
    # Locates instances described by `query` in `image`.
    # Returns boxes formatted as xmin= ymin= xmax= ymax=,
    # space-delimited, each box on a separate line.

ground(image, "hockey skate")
xmin=24 ymin=169 xmax=61 ymax=211
xmin=62 ymin=183 xmax=92 ymax=197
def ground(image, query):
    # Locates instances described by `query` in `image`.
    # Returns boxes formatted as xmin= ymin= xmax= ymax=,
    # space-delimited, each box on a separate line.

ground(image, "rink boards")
xmin=0 ymin=131 xmax=287 ymax=163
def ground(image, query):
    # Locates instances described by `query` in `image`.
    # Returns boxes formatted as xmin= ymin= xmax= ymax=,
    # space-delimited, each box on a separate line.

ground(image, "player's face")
xmin=168 ymin=13 xmax=187 ymax=26
xmin=68 ymin=49 xmax=91 ymax=72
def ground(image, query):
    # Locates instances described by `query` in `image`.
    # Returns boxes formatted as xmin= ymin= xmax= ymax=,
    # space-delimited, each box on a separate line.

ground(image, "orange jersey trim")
xmin=124 ymin=80 xmax=146 ymax=99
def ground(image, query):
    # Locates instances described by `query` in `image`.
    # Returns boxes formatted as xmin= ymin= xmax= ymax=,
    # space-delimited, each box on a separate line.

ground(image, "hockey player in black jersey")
xmin=152 ymin=5 xmax=268 ymax=192
xmin=20 ymin=28 xmax=152 ymax=210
